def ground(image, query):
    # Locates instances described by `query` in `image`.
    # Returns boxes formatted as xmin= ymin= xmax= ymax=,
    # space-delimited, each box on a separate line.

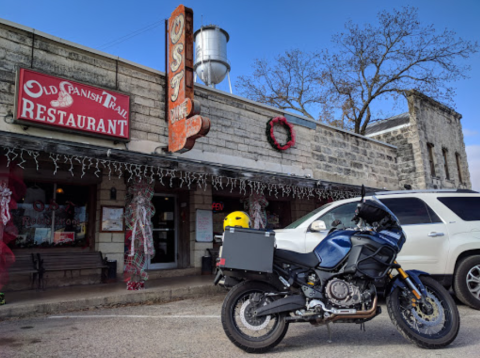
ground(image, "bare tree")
xmin=237 ymin=7 xmax=478 ymax=134
xmin=323 ymin=6 xmax=478 ymax=134
xmin=235 ymin=49 xmax=324 ymax=119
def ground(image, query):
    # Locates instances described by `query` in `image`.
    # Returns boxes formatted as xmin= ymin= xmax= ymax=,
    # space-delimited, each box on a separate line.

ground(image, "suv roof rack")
xmin=366 ymin=189 xmax=479 ymax=196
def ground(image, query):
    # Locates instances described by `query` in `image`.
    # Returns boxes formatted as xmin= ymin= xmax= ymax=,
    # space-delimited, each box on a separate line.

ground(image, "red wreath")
xmin=266 ymin=117 xmax=296 ymax=151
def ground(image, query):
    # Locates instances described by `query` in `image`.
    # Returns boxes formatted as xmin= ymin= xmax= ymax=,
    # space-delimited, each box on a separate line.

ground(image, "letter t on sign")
xmin=166 ymin=5 xmax=210 ymax=153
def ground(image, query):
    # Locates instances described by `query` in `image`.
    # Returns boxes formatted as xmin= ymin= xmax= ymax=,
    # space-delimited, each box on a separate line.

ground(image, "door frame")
xmin=147 ymin=193 xmax=178 ymax=270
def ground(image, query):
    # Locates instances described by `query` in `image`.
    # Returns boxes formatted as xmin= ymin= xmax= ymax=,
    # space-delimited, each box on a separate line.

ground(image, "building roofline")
xmin=0 ymin=17 xmax=396 ymax=150
xmin=406 ymin=90 xmax=462 ymax=120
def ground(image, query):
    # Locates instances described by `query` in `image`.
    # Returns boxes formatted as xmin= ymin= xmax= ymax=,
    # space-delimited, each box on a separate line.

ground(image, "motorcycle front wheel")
xmin=386 ymin=276 xmax=460 ymax=349
xmin=221 ymin=280 xmax=289 ymax=353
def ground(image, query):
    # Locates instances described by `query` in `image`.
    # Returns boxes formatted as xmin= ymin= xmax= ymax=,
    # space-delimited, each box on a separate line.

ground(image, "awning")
xmin=0 ymin=130 xmax=372 ymax=199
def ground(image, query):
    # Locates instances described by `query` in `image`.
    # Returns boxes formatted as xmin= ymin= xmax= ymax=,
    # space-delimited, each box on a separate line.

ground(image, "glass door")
xmin=147 ymin=194 xmax=177 ymax=269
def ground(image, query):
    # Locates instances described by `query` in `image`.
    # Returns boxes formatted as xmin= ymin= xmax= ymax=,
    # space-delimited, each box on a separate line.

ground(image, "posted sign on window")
xmin=15 ymin=68 xmax=130 ymax=141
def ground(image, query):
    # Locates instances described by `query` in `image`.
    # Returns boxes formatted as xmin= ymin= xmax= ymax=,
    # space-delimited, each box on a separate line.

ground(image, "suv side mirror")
xmin=310 ymin=220 xmax=327 ymax=232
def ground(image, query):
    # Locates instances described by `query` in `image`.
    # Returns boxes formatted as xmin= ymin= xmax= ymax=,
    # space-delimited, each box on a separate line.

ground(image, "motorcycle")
xmin=215 ymin=189 xmax=460 ymax=353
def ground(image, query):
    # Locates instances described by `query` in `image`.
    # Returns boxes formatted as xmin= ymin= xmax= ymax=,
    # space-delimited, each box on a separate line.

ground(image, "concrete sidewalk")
xmin=0 ymin=275 xmax=224 ymax=320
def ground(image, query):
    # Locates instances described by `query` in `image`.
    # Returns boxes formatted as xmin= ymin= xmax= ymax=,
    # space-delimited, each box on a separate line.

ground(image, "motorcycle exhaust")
xmin=328 ymin=296 xmax=379 ymax=322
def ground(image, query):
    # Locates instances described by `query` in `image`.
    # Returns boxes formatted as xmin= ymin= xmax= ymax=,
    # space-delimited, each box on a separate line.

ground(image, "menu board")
xmin=196 ymin=209 xmax=213 ymax=242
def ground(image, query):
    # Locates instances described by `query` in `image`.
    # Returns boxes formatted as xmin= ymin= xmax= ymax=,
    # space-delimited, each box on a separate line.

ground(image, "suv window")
xmin=437 ymin=197 xmax=480 ymax=221
xmin=380 ymin=198 xmax=442 ymax=225
xmin=318 ymin=202 xmax=358 ymax=230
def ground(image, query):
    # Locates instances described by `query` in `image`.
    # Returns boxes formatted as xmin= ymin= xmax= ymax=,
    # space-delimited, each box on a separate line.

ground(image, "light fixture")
xmin=3 ymin=110 xmax=14 ymax=124
xmin=110 ymin=187 xmax=117 ymax=200
xmin=164 ymin=197 xmax=169 ymax=201
xmin=56 ymin=187 xmax=64 ymax=194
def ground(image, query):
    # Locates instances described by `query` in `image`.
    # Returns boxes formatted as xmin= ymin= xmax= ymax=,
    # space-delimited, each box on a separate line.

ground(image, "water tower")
xmin=193 ymin=25 xmax=232 ymax=93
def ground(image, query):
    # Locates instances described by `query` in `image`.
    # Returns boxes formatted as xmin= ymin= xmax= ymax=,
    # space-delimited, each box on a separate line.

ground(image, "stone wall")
xmin=189 ymin=185 xmax=213 ymax=269
xmin=369 ymin=91 xmax=471 ymax=190
xmin=408 ymin=91 xmax=471 ymax=189
xmin=95 ymin=175 xmax=127 ymax=273
xmin=312 ymin=127 xmax=398 ymax=189
xmin=0 ymin=19 xmax=401 ymax=191
xmin=369 ymin=121 xmax=424 ymax=190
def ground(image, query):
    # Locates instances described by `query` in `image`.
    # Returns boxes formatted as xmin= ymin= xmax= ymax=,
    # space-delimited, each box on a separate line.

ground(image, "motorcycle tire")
xmin=386 ymin=275 xmax=460 ymax=349
xmin=221 ymin=280 xmax=289 ymax=353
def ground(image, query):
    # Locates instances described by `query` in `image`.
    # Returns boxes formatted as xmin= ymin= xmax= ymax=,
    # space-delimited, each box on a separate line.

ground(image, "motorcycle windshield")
xmin=371 ymin=195 xmax=401 ymax=226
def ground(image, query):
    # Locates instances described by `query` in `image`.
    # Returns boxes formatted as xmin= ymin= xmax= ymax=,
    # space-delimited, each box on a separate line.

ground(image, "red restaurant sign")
xmin=167 ymin=5 xmax=210 ymax=153
xmin=15 ymin=68 xmax=130 ymax=141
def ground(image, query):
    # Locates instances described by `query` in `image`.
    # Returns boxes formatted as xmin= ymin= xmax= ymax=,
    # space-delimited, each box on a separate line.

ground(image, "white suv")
xmin=274 ymin=189 xmax=480 ymax=310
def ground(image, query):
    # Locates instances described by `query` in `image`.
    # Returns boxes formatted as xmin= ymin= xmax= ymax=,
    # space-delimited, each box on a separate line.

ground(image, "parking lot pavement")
xmin=1 ymin=293 xmax=479 ymax=358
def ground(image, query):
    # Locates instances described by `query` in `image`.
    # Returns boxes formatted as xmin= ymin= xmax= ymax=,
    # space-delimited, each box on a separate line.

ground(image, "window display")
xmin=9 ymin=182 xmax=89 ymax=248
xmin=212 ymin=194 xmax=291 ymax=234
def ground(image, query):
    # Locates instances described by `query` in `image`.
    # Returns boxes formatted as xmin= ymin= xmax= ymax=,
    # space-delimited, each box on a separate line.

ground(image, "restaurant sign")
xmin=14 ymin=68 xmax=130 ymax=141
xmin=167 ymin=5 xmax=210 ymax=153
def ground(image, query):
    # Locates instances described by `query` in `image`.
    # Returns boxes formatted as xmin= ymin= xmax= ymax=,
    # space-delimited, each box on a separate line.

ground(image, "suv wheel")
xmin=453 ymin=255 xmax=480 ymax=310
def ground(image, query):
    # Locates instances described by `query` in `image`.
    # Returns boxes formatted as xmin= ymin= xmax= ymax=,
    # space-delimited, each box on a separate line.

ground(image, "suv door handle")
xmin=428 ymin=232 xmax=445 ymax=237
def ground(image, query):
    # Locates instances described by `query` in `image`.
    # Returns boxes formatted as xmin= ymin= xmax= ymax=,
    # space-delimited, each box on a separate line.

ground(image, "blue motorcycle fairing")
xmin=314 ymin=227 xmax=405 ymax=270
xmin=354 ymin=227 xmax=405 ymax=252
xmin=386 ymin=269 xmax=429 ymax=297
xmin=314 ymin=230 xmax=355 ymax=268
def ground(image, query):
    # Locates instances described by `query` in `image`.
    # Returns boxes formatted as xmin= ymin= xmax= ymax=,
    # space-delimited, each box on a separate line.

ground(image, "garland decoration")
xmin=266 ymin=116 xmax=296 ymax=151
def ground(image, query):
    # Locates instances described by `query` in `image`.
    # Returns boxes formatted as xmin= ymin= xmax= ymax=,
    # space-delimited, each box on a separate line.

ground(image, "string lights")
xmin=0 ymin=146 xmax=359 ymax=201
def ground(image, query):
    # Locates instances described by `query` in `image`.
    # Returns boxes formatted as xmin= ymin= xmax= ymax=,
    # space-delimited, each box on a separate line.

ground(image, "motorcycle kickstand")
xmin=359 ymin=322 xmax=366 ymax=332
xmin=326 ymin=323 xmax=332 ymax=343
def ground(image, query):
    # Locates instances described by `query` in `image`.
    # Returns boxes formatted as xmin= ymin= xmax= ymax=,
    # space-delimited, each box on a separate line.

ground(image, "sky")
xmin=2 ymin=0 xmax=480 ymax=189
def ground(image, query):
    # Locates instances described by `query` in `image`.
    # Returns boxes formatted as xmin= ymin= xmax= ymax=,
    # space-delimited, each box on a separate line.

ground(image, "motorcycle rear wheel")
xmin=386 ymin=276 xmax=460 ymax=349
xmin=221 ymin=280 xmax=289 ymax=353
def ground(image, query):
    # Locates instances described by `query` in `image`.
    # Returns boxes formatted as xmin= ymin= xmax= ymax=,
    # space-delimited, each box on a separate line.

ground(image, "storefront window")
xmin=10 ymin=182 xmax=89 ymax=249
xmin=212 ymin=195 xmax=291 ymax=234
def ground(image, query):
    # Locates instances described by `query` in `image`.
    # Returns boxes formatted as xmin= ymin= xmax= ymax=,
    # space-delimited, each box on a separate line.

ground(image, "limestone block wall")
xmin=0 ymin=19 xmax=402 ymax=192
xmin=312 ymin=127 xmax=398 ymax=189
xmin=95 ymin=175 xmax=127 ymax=273
xmin=370 ymin=124 xmax=426 ymax=190
xmin=370 ymin=92 xmax=471 ymax=190
xmin=190 ymin=185 xmax=213 ymax=268
xmin=407 ymin=91 xmax=471 ymax=189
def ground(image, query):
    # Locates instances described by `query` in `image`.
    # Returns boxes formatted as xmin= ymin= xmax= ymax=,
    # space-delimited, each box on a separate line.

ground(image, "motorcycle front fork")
xmin=389 ymin=261 xmax=424 ymax=306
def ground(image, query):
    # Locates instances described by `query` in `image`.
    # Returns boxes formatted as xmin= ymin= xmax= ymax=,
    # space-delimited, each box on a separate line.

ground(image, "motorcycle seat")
xmin=275 ymin=249 xmax=320 ymax=267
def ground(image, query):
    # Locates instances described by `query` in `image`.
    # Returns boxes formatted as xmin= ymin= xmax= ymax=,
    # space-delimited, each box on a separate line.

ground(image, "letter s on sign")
xmin=170 ymin=14 xmax=185 ymax=45
xmin=24 ymin=80 xmax=43 ymax=98
xmin=170 ymin=70 xmax=184 ymax=102
xmin=170 ymin=43 xmax=184 ymax=73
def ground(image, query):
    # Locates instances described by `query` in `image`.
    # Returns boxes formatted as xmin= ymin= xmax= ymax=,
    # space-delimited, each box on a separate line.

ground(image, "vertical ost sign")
xmin=167 ymin=5 xmax=210 ymax=153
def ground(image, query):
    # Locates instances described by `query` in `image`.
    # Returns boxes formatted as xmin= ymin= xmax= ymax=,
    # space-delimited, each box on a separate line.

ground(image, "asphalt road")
xmin=0 ymin=294 xmax=479 ymax=358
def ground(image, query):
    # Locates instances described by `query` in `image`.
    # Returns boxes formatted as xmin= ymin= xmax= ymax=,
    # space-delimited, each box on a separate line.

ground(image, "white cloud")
xmin=466 ymin=145 xmax=480 ymax=192
xmin=463 ymin=129 xmax=478 ymax=137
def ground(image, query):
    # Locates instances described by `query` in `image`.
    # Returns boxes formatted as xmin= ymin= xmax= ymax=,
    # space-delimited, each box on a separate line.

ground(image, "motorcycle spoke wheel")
xmin=221 ymin=281 xmax=289 ymax=353
xmin=398 ymin=290 xmax=446 ymax=337
xmin=387 ymin=276 xmax=460 ymax=349
xmin=233 ymin=293 xmax=278 ymax=340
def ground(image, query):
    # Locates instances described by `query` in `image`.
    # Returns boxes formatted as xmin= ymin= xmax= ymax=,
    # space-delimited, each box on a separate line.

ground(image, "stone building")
xmin=366 ymin=90 xmax=470 ymax=190
xmin=0 ymin=18 xmax=471 ymax=289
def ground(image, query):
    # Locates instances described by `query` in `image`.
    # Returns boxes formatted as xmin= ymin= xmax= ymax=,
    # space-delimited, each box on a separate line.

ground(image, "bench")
xmin=37 ymin=251 xmax=108 ymax=289
xmin=8 ymin=254 xmax=39 ymax=289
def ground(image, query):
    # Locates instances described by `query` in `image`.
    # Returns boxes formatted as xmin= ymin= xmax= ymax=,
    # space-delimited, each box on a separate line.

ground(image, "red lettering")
xmin=33 ymin=200 xmax=44 ymax=212
xmin=47 ymin=199 xmax=59 ymax=211
xmin=22 ymin=216 xmax=33 ymax=227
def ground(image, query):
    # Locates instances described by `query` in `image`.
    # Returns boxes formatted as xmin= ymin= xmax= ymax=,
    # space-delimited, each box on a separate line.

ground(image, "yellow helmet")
xmin=223 ymin=211 xmax=251 ymax=230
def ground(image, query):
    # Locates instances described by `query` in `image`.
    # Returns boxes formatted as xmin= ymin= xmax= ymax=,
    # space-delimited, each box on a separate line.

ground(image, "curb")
xmin=0 ymin=284 xmax=225 ymax=320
